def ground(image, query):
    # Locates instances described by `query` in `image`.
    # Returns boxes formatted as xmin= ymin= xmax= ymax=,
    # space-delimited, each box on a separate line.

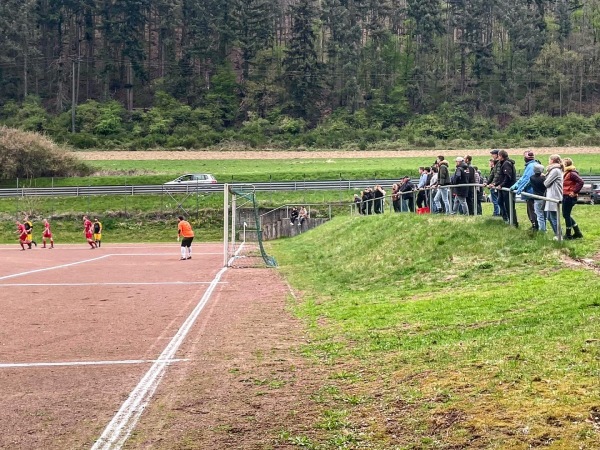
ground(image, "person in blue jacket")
xmin=511 ymin=150 xmax=539 ymax=231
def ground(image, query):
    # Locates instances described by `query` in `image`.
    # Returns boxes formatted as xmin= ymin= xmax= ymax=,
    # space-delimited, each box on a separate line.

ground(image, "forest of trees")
xmin=1 ymin=0 xmax=600 ymax=149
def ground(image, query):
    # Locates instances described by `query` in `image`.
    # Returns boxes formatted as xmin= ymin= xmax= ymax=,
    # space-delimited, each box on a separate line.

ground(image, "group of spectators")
xmin=354 ymin=150 xmax=586 ymax=240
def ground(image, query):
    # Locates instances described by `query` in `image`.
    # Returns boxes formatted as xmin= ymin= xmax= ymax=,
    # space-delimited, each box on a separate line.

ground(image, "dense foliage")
xmin=0 ymin=127 xmax=92 ymax=179
xmin=2 ymin=0 xmax=600 ymax=149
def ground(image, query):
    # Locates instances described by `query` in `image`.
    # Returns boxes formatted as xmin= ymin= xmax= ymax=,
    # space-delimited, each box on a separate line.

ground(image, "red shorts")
xmin=43 ymin=232 xmax=52 ymax=238
xmin=85 ymin=231 xmax=93 ymax=239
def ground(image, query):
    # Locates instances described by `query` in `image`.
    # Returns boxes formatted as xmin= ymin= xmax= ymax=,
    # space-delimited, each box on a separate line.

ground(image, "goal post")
xmin=223 ymin=183 xmax=277 ymax=268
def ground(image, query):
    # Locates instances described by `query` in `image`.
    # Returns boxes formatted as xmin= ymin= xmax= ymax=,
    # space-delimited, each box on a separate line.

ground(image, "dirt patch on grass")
xmin=77 ymin=147 xmax=600 ymax=161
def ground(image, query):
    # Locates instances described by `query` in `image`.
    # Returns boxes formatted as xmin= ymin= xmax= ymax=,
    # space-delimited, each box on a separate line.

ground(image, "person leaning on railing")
xmin=492 ymin=150 xmax=518 ymax=227
xmin=433 ymin=156 xmax=451 ymax=214
xmin=562 ymin=158 xmax=584 ymax=240
xmin=544 ymin=155 xmax=564 ymax=240
xmin=523 ymin=164 xmax=547 ymax=232
xmin=511 ymin=150 xmax=540 ymax=231
xmin=450 ymin=157 xmax=469 ymax=215
xmin=398 ymin=176 xmax=415 ymax=212
xmin=485 ymin=149 xmax=503 ymax=217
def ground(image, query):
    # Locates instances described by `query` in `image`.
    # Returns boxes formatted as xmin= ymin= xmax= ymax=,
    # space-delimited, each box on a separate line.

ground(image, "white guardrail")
xmin=0 ymin=176 xmax=599 ymax=199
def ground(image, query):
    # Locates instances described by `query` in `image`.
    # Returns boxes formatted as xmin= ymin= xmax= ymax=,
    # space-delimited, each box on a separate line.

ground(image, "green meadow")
xmin=3 ymin=152 xmax=600 ymax=188
xmin=269 ymin=210 xmax=600 ymax=449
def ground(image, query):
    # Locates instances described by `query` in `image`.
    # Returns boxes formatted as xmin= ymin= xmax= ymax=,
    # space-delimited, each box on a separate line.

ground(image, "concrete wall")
xmin=238 ymin=207 xmax=328 ymax=241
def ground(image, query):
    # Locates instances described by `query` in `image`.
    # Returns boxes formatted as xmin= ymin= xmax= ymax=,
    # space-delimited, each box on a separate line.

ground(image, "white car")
xmin=164 ymin=173 xmax=217 ymax=185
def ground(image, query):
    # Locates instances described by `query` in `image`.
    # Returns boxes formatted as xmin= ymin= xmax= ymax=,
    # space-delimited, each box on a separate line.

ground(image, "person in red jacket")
xmin=562 ymin=158 xmax=584 ymax=239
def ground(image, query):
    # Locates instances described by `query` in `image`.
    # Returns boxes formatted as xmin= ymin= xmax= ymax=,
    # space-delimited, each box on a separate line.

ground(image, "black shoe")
xmin=186 ymin=256 xmax=192 ymax=260
xmin=572 ymin=225 xmax=583 ymax=239
xmin=33 ymin=241 xmax=37 ymax=247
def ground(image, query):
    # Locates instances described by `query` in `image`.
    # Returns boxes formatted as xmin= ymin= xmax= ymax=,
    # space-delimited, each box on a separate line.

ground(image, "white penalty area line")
xmin=0 ymin=255 xmax=111 ymax=281
xmin=0 ymin=359 xmax=188 ymax=369
xmin=91 ymin=242 xmax=245 ymax=450
xmin=0 ymin=281 xmax=226 ymax=287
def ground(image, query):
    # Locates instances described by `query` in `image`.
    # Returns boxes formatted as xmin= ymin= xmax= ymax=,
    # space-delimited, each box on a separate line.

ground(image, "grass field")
xmin=269 ymin=208 xmax=600 ymax=448
xmin=3 ymin=152 xmax=600 ymax=187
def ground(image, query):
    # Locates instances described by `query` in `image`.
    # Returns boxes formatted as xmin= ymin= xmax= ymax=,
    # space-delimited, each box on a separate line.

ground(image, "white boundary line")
xmin=0 ymin=255 xmax=111 ymax=281
xmin=0 ymin=282 xmax=226 ymax=287
xmin=91 ymin=243 xmax=245 ymax=450
xmin=0 ymin=359 xmax=188 ymax=369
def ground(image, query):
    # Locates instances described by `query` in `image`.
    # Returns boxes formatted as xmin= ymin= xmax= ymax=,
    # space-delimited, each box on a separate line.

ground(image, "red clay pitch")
xmin=0 ymin=243 xmax=225 ymax=448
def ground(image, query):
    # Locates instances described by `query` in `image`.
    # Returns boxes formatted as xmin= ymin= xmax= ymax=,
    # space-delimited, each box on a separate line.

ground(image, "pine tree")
xmin=283 ymin=0 xmax=324 ymax=122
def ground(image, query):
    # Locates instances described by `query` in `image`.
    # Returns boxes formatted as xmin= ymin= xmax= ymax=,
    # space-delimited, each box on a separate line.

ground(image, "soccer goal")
xmin=223 ymin=183 xmax=277 ymax=268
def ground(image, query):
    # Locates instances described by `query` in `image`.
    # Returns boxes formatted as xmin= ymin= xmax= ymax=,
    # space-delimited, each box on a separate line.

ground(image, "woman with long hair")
xmin=543 ymin=155 xmax=564 ymax=239
xmin=562 ymin=157 xmax=585 ymax=239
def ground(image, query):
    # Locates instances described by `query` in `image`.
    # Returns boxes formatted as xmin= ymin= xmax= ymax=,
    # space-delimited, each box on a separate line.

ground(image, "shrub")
xmin=0 ymin=126 xmax=93 ymax=179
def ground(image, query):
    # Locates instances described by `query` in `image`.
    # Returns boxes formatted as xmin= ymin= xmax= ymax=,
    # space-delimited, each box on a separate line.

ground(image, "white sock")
xmin=181 ymin=247 xmax=186 ymax=258
xmin=187 ymin=248 xmax=192 ymax=258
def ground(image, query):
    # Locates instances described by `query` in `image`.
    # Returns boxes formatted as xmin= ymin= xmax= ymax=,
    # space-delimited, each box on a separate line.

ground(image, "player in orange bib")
xmin=177 ymin=216 xmax=195 ymax=260
xmin=42 ymin=219 xmax=54 ymax=248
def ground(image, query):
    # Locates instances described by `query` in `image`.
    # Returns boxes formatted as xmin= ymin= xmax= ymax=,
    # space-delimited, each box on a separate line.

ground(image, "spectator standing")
xmin=562 ymin=158 xmax=584 ymax=239
xmin=416 ymin=167 xmax=428 ymax=208
xmin=434 ymin=158 xmax=451 ymax=214
xmin=486 ymin=150 xmax=502 ymax=216
xmin=361 ymin=188 xmax=373 ymax=215
xmin=511 ymin=151 xmax=538 ymax=230
xmin=398 ymin=176 xmax=415 ymax=212
xmin=544 ymin=155 xmax=564 ymax=239
xmin=450 ymin=157 xmax=469 ymax=215
xmin=464 ymin=155 xmax=476 ymax=215
xmin=391 ymin=184 xmax=402 ymax=213
xmin=428 ymin=166 xmax=438 ymax=210
xmin=373 ymin=184 xmax=386 ymax=214
xmin=525 ymin=164 xmax=547 ymax=232
xmin=494 ymin=150 xmax=518 ymax=227
xmin=353 ymin=195 xmax=362 ymax=215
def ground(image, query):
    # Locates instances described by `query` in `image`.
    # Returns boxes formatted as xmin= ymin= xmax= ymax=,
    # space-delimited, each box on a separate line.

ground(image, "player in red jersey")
xmin=83 ymin=215 xmax=96 ymax=249
xmin=42 ymin=219 xmax=54 ymax=248
xmin=16 ymin=221 xmax=28 ymax=250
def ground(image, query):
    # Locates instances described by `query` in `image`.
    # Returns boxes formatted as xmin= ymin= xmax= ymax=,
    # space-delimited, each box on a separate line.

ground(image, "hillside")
xmin=270 ymin=212 xmax=600 ymax=448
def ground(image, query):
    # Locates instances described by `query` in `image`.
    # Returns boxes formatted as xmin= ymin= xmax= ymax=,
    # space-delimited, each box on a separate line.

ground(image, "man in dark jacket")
xmin=450 ymin=157 xmax=469 ymax=215
xmin=486 ymin=149 xmax=503 ymax=216
xmin=464 ymin=155 xmax=476 ymax=215
xmin=361 ymin=188 xmax=373 ymax=215
xmin=398 ymin=176 xmax=415 ymax=212
xmin=492 ymin=150 xmax=518 ymax=227
xmin=433 ymin=157 xmax=451 ymax=213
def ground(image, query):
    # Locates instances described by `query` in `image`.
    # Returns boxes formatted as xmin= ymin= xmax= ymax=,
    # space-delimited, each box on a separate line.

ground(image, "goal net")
xmin=223 ymin=184 xmax=277 ymax=268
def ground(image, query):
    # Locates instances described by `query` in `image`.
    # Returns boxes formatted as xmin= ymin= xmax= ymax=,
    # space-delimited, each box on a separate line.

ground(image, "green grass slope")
xmin=271 ymin=213 xmax=600 ymax=449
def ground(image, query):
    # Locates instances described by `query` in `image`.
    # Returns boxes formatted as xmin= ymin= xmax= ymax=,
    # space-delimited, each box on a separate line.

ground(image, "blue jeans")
xmin=547 ymin=211 xmax=559 ymax=236
xmin=534 ymin=199 xmax=546 ymax=232
xmin=490 ymin=189 xmax=500 ymax=216
xmin=434 ymin=187 xmax=451 ymax=214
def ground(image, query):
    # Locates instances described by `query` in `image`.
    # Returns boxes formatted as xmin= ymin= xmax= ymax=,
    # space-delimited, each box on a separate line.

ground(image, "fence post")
xmin=473 ymin=186 xmax=477 ymax=216
xmin=557 ymin=203 xmax=563 ymax=243
xmin=508 ymin=189 xmax=514 ymax=226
